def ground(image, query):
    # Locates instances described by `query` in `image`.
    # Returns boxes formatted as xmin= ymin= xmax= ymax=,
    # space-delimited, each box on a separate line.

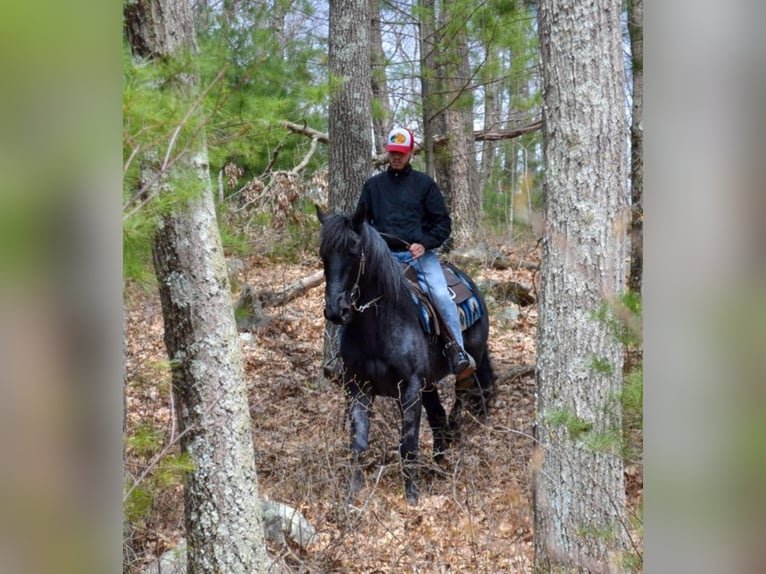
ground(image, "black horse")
xmin=316 ymin=204 xmax=495 ymax=505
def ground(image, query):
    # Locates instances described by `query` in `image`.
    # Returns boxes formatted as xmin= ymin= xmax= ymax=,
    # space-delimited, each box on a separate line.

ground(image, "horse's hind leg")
xmin=421 ymin=384 xmax=449 ymax=460
xmin=346 ymin=384 xmax=372 ymax=503
xmin=451 ymin=352 xmax=496 ymax=424
xmin=398 ymin=378 xmax=423 ymax=505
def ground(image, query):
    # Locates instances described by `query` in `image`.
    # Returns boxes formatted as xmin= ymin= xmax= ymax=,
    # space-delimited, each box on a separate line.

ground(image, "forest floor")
xmin=123 ymin=232 xmax=642 ymax=573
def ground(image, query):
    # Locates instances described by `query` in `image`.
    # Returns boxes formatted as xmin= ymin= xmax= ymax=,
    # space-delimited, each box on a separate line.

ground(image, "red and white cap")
xmin=385 ymin=127 xmax=414 ymax=153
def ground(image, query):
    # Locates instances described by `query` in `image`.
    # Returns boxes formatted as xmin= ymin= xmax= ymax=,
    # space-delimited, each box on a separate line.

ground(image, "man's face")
xmin=387 ymin=150 xmax=411 ymax=171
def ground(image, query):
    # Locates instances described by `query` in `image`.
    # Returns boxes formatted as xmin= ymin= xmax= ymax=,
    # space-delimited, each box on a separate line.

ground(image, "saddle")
xmin=402 ymin=262 xmax=483 ymax=336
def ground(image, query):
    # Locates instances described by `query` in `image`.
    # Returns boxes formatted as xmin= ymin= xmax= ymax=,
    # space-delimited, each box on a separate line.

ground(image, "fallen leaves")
xmin=125 ymin=244 xmax=544 ymax=572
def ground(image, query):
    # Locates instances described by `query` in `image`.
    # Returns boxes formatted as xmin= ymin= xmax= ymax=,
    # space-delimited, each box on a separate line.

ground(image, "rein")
xmin=349 ymin=250 xmax=384 ymax=313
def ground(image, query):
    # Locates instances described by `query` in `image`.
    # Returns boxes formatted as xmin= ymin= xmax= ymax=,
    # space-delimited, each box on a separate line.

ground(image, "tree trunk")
xmin=326 ymin=0 xmax=374 ymax=378
xmin=328 ymin=0 xmax=373 ymax=213
xmin=479 ymin=44 xmax=502 ymax=195
xmin=369 ymin=0 xmax=392 ymax=154
xmin=627 ymin=0 xmax=643 ymax=295
xmin=436 ymin=5 xmax=481 ymax=251
xmin=125 ymin=0 xmax=267 ymax=571
xmin=418 ymin=0 xmax=437 ymax=178
xmin=534 ymin=0 xmax=631 ymax=571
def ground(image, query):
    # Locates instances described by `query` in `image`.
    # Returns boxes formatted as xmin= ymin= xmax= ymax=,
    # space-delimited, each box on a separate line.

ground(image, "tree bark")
xmin=535 ymin=0 xmax=631 ymax=571
xmin=432 ymin=3 xmax=481 ymax=251
xmin=418 ymin=0 xmax=437 ymax=178
xmin=328 ymin=0 xmax=373 ymax=213
xmin=326 ymin=0 xmax=374 ymax=379
xmin=369 ymin=0 xmax=392 ymax=154
xmin=627 ymin=0 xmax=643 ymax=295
xmin=125 ymin=0 xmax=267 ymax=571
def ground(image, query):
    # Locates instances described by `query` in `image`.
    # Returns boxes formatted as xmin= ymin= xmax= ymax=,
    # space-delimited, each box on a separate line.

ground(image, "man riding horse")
xmin=356 ymin=127 xmax=476 ymax=377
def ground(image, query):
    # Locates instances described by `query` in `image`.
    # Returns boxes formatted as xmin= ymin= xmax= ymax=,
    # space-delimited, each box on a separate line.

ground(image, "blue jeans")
xmin=392 ymin=250 xmax=465 ymax=349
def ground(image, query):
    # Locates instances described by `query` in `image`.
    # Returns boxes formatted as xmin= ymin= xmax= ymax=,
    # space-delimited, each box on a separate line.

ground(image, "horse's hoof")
xmin=347 ymin=469 xmax=364 ymax=503
xmin=323 ymin=357 xmax=344 ymax=383
xmin=405 ymin=483 xmax=419 ymax=505
xmin=435 ymin=455 xmax=452 ymax=474
xmin=445 ymin=422 xmax=461 ymax=447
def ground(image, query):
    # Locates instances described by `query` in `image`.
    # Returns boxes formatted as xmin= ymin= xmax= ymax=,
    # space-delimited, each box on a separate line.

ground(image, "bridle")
xmin=347 ymin=249 xmax=384 ymax=313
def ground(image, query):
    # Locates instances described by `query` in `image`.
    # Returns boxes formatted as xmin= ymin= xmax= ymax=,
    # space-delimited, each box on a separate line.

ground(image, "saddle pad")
xmin=403 ymin=263 xmax=482 ymax=334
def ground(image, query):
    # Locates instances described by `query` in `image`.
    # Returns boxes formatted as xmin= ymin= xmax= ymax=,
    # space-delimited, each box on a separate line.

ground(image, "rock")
xmin=143 ymin=499 xmax=317 ymax=574
xmin=261 ymin=498 xmax=317 ymax=548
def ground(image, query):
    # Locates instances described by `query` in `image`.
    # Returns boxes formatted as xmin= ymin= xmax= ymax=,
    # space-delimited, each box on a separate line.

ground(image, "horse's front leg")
xmin=346 ymin=382 xmax=372 ymax=504
xmin=399 ymin=377 xmax=423 ymax=505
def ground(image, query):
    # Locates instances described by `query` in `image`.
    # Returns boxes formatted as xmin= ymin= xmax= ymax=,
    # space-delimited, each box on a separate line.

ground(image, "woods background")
xmin=0 ymin=0 xmax=763 ymax=573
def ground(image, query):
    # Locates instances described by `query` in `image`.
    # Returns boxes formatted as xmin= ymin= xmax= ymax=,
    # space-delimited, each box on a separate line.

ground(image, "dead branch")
xmin=281 ymin=120 xmax=543 ymax=169
xmin=292 ymin=136 xmax=319 ymax=174
xmin=487 ymin=280 xmax=537 ymax=306
xmin=281 ymin=121 xmax=330 ymax=144
xmin=506 ymin=364 xmax=536 ymax=381
xmin=235 ymin=270 xmax=325 ymax=330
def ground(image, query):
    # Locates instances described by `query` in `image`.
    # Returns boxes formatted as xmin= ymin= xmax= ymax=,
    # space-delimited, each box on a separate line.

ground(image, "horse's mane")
xmin=319 ymin=212 xmax=408 ymax=305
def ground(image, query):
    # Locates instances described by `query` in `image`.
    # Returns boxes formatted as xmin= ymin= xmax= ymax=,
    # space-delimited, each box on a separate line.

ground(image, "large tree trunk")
xmin=325 ymin=0 xmax=374 ymax=378
xmin=627 ymin=0 xmax=643 ymax=295
xmin=534 ymin=0 xmax=631 ymax=571
xmin=124 ymin=0 xmax=267 ymax=571
xmin=328 ymin=0 xmax=373 ymax=213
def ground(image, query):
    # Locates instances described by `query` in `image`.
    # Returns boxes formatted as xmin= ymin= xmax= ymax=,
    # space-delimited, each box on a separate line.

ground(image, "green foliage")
xmin=592 ymin=293 xmax=643 ymax=349
xmin=590 ymin=356 xmax=614 ymax=375
xmin=126 ymin=424 xmax=165 ymax=458
xmin=624 ymin=547 xmax=644 ymax=572
xmin=264 ymin=214 xmax=321 ymax=263
xmin=546 ymin=407 xmax=593 ymax=441
xmin=575 ymin=521 xmax=620 ymax=542
xmin=580 ymin=428 xmax=622 ymax=455
xmin=123 ymin=1 xmax=332 ymax=283
xmin=217 ymin=216 xmax=253 ymax=258
xmin=621 ymin=362 xmax=643 ymax=461
xmin=124 ymin=451 xmax=193 ymax=525
xmin=195 ymin=3 xmax=330 ymax=185
xmin=622 ymin=365 xmax=644 ymax=418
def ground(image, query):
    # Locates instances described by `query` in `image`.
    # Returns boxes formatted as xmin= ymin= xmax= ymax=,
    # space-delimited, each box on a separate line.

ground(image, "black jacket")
xmin=356 ymin=164 xmax=451 ymax=251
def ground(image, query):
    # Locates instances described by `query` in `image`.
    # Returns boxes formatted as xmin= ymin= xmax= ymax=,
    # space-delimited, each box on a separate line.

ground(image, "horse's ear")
xmin=315 ymin=203 xmax=327 ymax=224
xmin=351 ymin=202 xmax=366 ymax=232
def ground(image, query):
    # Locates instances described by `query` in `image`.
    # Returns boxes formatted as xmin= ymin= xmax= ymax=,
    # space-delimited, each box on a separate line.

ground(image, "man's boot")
xmin=444 ymin=341 xmax=476 ymax=377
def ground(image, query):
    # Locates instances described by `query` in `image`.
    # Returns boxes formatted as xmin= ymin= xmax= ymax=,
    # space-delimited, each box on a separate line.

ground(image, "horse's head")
xmin=316 ymin=204 xmax=367 ymax=325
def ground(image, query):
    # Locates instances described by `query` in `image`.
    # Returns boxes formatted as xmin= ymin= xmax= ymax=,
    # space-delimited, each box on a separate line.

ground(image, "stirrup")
xmin=443 ymin=342 xmax=475 ymax=376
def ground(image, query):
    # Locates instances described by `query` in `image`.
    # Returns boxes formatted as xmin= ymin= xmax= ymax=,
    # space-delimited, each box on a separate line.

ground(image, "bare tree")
xmin=418 ymin=0 xmax=437 ymax=178
xmin=370 ymin=0 xmax=393 ymax=153
xmin=628 ymin=0 xmax=644 ymax=295
xmin=479 ymin=43 xmax=502 ymax=195
xmin=442 ymin=6 xmax=481 ymax=250
xmin=534 ymin=0 xmax=631 ymax=571
xmin=426 ymin=2 xmax=481 ymax=250
xmin=124 ymin=0 xmax=267 ymax=571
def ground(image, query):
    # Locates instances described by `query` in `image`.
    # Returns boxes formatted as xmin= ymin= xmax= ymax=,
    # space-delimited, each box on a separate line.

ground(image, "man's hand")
xmin=409 ymin=242 xmax=425 ymax=259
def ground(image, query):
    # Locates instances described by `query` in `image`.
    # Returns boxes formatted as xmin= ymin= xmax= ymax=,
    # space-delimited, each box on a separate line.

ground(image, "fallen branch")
xmin=234 ymin=270 xmax=325 ymax=330
xmin=506 ymin=364 xmax=536 ymax=381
